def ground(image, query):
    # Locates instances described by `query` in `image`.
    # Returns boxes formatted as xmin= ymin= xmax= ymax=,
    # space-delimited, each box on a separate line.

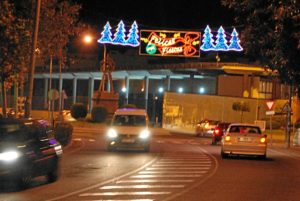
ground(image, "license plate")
xmin=122 ymin=138 xmax=135 ymax=143
xmin=238 ymin=137 xmax=251 ymax=142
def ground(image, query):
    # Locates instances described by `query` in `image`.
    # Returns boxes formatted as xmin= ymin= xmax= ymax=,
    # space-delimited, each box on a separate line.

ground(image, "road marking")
xmin=131 ymin=174 xmax=202 ymax=178
xmin=79 ymin=191 xmax=171 ymax=196
xmin=146 ymin=167 xmax=210 ymax=170
xmin=138 ymin=171 xmax=207 ymax=174
xmin=99 ymin=184 xmax=185 ymax=189
xmin=152 ymin=163 xmax=211 ymax=167
xmin=116 ymin=179 xmax=194 ymax=184
xmin=81 ymin=199 xmax=153 ymax=201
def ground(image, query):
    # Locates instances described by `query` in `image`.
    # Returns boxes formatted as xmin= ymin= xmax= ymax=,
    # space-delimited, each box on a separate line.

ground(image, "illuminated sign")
xmin=98 ymin=20 xmax=140 ymax=47
xmin=140 ymin=30 xmax=201 ymax=57
xmin=200 ymin=25 xmax=243 ymax=52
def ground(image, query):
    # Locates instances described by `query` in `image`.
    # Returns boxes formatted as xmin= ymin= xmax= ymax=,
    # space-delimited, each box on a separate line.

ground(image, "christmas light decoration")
xmin=98 ymin=20 xmax=140 ymax=47
xmin=112 ymin=20 xmax=127 ymax=45
xmin=126 ymin=21 xmax=140 ymax=47
xmin=200 ymin=25 xmax=215 ymax=51
xmin=228 ymin=28 xmax=243 ymax=51
xmin=97 ymin=21 xmax=113 ymax=44
xmin=200 ymin=26 xmax=243 ymax=52
xmin=215 ymin=26 xmax=229 ymax=51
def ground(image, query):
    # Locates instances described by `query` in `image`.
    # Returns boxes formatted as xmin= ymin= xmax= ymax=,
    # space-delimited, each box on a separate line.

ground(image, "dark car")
xmin=211 ymin=122 xmax=231 ymax=145
xmin=0 ymin=118 xmax=62 ymax=189
xmin=196 ymin=120 xmax=220 ymax=137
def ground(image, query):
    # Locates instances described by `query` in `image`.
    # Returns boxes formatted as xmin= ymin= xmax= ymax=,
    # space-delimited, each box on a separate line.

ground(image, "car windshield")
xmin=0 ymin=123 xmax=28 ymax=142
xmin=229 ymin=125 xmax=261 ymax=134
xmin=112 ymin=115 xmax=146 ymax=126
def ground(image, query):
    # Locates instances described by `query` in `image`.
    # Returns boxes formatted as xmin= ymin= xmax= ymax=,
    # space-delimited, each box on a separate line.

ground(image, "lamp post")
xmin=26 ymin=0 xmax=41 ymax=118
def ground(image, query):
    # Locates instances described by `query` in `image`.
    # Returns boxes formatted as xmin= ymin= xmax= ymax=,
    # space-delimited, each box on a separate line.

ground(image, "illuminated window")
xmin=259 ymin=80 xmax=272 ymax=99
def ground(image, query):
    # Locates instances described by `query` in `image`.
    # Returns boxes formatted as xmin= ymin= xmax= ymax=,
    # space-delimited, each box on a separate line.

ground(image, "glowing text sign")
xmin=140 ymin=30 xmax=200 ymax=57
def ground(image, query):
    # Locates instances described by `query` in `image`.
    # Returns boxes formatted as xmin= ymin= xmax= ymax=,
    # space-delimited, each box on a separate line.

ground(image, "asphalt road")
xmin=1 ymin=132 xmax=300 ymax=201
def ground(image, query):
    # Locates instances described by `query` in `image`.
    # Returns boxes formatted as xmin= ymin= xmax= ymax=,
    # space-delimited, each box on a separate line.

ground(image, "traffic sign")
xmin=266 ymin=100 xmax=274 ymax=110
xmin=282 ymin=102 xmax=291 ymax=112
xmin=266 ymin=110 xmax=275 ymax=115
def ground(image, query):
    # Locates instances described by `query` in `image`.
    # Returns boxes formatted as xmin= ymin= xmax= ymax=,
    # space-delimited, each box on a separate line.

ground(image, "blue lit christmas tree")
xmin=126 ymin=21 xmax=140 ymax=47
xmin=112 ymin=20 xmax=127 ymax=45
xmin=215 ymin=26 xmax=229 ymax=51
xmin=200 ymin=25 xmax=215 ymax=51
xmin=228 ymin=28 xmax=243 ymax=51
xmin=97 ymin=21 xmax=113 ymax=44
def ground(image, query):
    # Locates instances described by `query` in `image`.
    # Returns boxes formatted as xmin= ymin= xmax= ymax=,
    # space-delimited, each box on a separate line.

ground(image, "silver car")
xmin=221 ymin=123 xmax=267 ymax=159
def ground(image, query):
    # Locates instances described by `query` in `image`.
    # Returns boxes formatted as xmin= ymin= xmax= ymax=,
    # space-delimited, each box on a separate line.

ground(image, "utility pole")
xmin=25 ymin=0 xmax=41 ymax=118
xmin=286 ymin=84 xmax=293 ymax=148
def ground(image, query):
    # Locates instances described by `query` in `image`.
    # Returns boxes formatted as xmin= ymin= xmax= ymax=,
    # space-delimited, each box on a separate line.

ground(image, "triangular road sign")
xmin=282 ymin=102 xmax=291 ymax=112
xmin=266 ymin=101 xmax=274 ymax=110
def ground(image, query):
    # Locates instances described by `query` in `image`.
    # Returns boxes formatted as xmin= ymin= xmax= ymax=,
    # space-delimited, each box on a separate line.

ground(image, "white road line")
xmin=138 ymin=171 xmax=207 ymax=174
xmin=99 ymin=184 xmax=185 ymax=189
xmin=81 ymin=199 xmax=153 ymax=201
xmin=131 ymin=174 xmax=202 ymax=178
xmin=156 ymin=161 xmax=211 ymax=164
xmin=146 ymin=167 xmax=210 ymax=170
xmin=79 ymin=191 xmax=171 ymax=196
xmin=116 ymin=179 xmax=194 ymax=184
xmin=152 ymin=164 xmax=211 ymax=167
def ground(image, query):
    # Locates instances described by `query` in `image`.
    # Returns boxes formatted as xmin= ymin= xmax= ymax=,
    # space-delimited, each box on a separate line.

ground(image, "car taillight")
xmin=214 ymin=128 xmax=220 ymax=135
xmin=225 ymin=135 xmax=231 ymax=142
xmin=260 ymin=137 xmax=267 ymax=144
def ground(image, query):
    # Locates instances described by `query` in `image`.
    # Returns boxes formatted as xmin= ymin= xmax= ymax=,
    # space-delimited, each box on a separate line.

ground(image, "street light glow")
xmin=121 ymin=87 xmax=126 ymax=93
xmin=84 ymin=35 xmax=93 ymax=44
xmin=199 ymin=87 xmax=205 ymax=94
xmin=158 ymin=87 xmax=164 ymax=93
xmin=178 ymin=87 xmax=184 ymax=93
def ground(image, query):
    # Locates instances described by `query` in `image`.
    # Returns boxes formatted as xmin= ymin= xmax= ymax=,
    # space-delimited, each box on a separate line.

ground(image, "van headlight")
xmin=0 ymin=150 xmax=21 ymax=162
xmin=139 ymin=129 xmax=150 ymax=139
xmin=107 ymin=128 xmax=118 ymax=138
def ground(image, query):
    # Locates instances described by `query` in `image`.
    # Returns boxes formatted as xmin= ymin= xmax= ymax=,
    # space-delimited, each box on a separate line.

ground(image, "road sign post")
xmin=266 ymin=101 xmax=275 ymax=146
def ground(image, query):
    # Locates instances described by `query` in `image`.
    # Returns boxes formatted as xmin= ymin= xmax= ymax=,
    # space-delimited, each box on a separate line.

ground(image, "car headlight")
xmin=107 ymin=128 xmax=118 ymax=138
xmin=139 ymin=129 xmax=150 ymax=139
xmin=0 ymin=150 xmax=21 ymax=162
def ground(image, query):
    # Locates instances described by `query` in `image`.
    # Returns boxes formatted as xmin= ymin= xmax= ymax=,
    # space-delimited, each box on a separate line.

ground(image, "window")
xmin=259 ymin=80 xmax=273 ymax=99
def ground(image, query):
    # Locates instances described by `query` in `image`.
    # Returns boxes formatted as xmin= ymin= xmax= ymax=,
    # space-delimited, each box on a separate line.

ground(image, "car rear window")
xmin=112 ymin=115 xmax=146 ymax=126
xmin=229 ymin=126 xmax=261 ymax=134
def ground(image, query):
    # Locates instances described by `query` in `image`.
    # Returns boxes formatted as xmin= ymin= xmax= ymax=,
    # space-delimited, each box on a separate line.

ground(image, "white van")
xmin=105 ymin=108 xmax=151 ymax=151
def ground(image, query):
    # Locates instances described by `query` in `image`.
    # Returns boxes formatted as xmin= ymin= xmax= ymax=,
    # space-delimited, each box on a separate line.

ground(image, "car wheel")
xmin=48 ymin=165 xmax=60 ymax=183
xmin=17 ymin=168 xmax=32 ymax=189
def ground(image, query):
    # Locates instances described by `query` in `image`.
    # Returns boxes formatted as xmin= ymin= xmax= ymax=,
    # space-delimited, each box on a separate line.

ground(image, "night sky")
xmin=74 ymin=0 xmax=235 ymax=31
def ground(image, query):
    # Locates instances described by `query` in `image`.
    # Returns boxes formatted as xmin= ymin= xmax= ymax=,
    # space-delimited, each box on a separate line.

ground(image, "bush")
xmin=71 ymin=103 xmax=87 ymax=119
xmin=91 ymin=106 xmax=108 ymax=122
xmin=54 ymin=122 xmax=73 ymax=146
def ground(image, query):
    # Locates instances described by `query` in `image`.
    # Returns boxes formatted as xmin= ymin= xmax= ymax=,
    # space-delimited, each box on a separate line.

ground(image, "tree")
xmin=0 ymin=0 xmax=31 ymax=117
xmin=221 ymin=0 xmax=300 ymax=89
xmin=26 ymin=0 xmax=81 ymax=117
xmin=232 ymin=101 xmax=250 ymax=122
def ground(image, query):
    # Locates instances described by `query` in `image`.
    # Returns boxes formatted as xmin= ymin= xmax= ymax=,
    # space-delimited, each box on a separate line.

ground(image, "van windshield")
xmin=112 ymin=115 xmax=146 ymax=126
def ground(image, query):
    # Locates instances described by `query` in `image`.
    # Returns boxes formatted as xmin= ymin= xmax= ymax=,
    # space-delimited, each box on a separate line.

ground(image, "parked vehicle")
xmin=196 ymin=120 xmax=220 ymax=137
xmin=0 ymin=118 xmax=62 ymax=189
xmin=221 ymin=123 xmax=267 ymax=159
xmin=106 ymin=108 xmax=151 ymax=151
xmin=211 ymin=122 xmax=231 ymax=145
